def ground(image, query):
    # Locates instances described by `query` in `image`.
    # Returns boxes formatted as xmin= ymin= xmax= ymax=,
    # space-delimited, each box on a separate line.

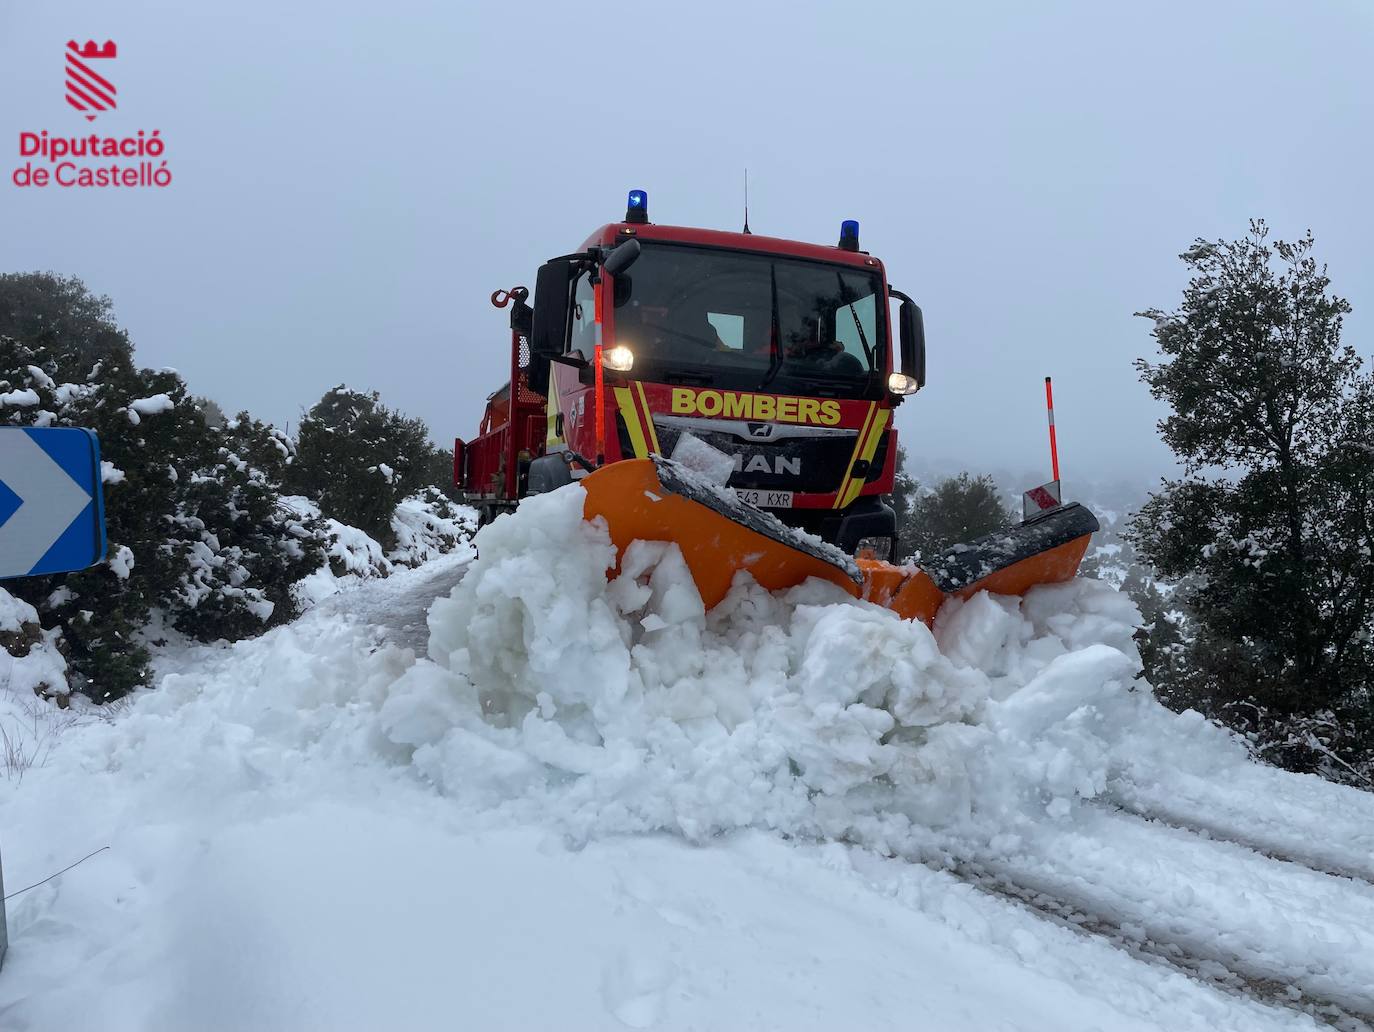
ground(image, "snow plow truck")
xmin=455 ymin=190 xmax=1099 ymax=625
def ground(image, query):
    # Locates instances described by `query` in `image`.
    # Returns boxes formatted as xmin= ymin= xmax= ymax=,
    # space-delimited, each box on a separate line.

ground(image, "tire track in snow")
xmin=945 ymin=858 xmax=1374 ymax=1031
xmin=1099 ymin=798 xmax=1374 ymax=888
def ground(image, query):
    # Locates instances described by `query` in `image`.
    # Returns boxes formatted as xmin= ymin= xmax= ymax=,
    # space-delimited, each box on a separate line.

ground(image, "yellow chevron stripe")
xmin=839 ymin=409 xmax=890 ymax=508
xmin=833 ymin=402 xmax=877 ymax=509
xmin=613 ymin=386 xmax=650 ymax=458
xmin=634 ymin=381 xmax=661 ymax=454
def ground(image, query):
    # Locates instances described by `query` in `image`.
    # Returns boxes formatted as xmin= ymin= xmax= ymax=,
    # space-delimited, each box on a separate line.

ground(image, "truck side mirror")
xmin=899 ymin=300 xmax=926 ymax=390
xmin=532 ymin=258 xmax=574 ymax=360
xmin=601 ymin=237 xmax=641 ymax=277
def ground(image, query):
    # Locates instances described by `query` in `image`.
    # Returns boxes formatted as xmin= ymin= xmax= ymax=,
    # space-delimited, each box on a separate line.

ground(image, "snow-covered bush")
xmin=0 ymin=276 xmax=330 ymax=697
xmin=161 ymin=415 xmax=331 ymax=642
xmin=0 ymin=586 xmax=69 ymax=704
xmin=389 ymin=487 xmax=478 ymax=568
xmin=1 ymin=275 xmax=470 ymax=702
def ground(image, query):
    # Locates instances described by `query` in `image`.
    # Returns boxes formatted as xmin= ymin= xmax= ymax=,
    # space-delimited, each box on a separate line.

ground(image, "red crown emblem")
xmin=65 ymin=39 xmax=117 ymax=122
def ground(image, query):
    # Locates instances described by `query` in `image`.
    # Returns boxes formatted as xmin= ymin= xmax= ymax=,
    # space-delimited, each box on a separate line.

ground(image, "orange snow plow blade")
xmin=580 ymin=458 xmax=863 ymax=607
xmin=580 ymin=458 xmax=1099 ymax=625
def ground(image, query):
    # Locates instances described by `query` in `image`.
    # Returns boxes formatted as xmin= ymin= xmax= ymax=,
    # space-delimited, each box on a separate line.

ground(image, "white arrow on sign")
xmin=0 ymin=431 xmax=94 ymax=575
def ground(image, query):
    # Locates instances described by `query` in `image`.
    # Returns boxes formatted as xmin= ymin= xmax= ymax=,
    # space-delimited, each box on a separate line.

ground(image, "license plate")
xmin=737 ymin=489 xmax=793 ymax=508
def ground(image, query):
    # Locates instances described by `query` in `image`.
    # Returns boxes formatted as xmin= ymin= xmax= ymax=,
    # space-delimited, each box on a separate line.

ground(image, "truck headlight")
xmin=887 ymin=372 xmax=920 ymax=395
xmin=603 ymin=345 xmax=634 ymax=372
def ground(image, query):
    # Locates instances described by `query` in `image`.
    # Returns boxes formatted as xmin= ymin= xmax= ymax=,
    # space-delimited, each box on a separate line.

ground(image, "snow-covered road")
xmin=311 ymin=550 xmax=471 ymax=652
xmin=3 ymin=494 xmax=1373 ymax=1030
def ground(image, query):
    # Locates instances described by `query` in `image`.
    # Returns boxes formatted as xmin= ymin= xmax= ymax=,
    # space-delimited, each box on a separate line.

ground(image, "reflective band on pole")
xmin=1045 ymin=376 xmax=1060 ymax=483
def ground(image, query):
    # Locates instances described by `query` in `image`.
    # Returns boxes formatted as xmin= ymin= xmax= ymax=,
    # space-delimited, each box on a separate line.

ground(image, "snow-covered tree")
xmin=289 ymin=385 xmax=452 ymax=547
xmin=901 ymin=472 xmax=1014 ymax=563
xmin=1130 ymin=222 xmax=1374 ymax=783
xmin=0 ymin=275 xmax=329 ymax=699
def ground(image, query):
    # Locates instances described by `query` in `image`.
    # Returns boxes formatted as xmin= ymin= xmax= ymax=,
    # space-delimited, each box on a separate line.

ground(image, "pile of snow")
xmin=4 ymin=483 xmax=1370 ymax=1030
xmin=380 ymin=485 xmax=1242 ymax=849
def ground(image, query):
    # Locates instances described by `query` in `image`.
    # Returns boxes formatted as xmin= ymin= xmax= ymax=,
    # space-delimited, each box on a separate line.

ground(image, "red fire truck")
xmin=456 ymin=189 xmax=926 ymax=558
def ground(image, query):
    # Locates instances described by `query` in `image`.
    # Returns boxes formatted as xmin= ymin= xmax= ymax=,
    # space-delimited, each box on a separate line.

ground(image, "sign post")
xmin=1021 ymin=377 xmax=1065 ymax=522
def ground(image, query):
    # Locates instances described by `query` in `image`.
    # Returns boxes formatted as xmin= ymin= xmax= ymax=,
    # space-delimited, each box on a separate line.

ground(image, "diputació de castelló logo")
xmin=12 ymin=38 xmax=173 ymax=189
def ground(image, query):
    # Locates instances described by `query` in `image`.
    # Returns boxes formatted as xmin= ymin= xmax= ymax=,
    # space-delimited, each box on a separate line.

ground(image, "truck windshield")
xmin=608 ymin=242 xmax=886 ymax=398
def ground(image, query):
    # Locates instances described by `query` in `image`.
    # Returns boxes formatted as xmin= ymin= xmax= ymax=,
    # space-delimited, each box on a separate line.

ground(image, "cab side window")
xmin=570 ymin=273 xmax=596 ymax=359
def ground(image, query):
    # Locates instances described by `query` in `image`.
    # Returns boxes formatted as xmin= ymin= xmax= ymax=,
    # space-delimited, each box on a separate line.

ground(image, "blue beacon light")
xmin=838 ymin=219 xmax=860 ymax=252
xmin=626 ymin=189 xmax=649 ymax=224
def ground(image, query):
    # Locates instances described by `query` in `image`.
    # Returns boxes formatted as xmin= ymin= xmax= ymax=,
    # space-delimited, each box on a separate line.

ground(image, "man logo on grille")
xmin=65 ymin=40 xmax=117 ymax=122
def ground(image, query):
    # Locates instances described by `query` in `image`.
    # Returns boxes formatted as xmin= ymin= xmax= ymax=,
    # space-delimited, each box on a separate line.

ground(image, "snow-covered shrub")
xmin=389 ymin=487 xmax=478 ymax=568
xmin=0 ymin=586 xmax=70 ymax=704
xmin=282 ymin=495 xmax=393 ymax=608
xmin=0 ymin=275 xmax=329 ymax=697
xmin=161 ymin=415 xmax=331 ymax=642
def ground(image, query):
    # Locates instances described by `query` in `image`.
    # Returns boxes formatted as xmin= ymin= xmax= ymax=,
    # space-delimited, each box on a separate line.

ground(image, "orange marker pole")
xmin=1045 ymin=376 xmax=1060 ymax=483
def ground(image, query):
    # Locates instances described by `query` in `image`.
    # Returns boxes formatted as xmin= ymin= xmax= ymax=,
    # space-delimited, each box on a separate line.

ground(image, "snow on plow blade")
xmin=857 ymin=504 xmax=1101 ymax=625
xmin=580 ymin=457 xmax=1099 ymax=625
xmin=581 ymin=457 xmax=864 ymax=608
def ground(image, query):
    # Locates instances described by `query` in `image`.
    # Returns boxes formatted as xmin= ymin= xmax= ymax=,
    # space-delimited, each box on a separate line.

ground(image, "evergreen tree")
xmin=904 ymin=473 xmax=1014 ymax=562
xmin=289 ymin=385 xmax=451 ymax=545
xmin=0 ymin=271 xmax=132 ymax=371
xmin=1130 ymin=222 xmax=1374 ymax=782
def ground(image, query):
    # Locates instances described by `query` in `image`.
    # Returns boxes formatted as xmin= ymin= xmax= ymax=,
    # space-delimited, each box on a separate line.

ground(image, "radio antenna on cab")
xmin=742 ymin=168 xmax=752 ymax=235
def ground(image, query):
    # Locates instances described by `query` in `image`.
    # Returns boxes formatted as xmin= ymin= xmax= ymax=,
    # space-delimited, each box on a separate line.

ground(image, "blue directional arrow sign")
xmin=0 ymin=427 xmax=106 ymax=579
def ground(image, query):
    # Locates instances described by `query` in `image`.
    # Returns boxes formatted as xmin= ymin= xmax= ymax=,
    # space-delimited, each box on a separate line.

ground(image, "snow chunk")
xmin=101 ymin=461 xmax=126 ymax=485
xmin=132 ymin=394 xmax=175 ymax=415
xmin=126 ymin=393 xmax=175 ymax=425
xmin=669 ymin=432 xmax=735 ymax=486
xmin=1 ymin=388 xmax=40 ymax=407
xmin=108 ymin=544 xmax=135 ymax=580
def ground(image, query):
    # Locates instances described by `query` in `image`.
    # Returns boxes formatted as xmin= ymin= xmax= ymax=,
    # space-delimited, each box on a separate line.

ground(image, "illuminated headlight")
xmin=603 ymin=345 xmax=634 ymax=372
xmin=887 ymin=372 xmax=920 ymax=395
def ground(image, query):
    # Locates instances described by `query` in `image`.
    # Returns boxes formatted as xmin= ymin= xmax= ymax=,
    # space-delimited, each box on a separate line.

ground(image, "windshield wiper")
xmin=837 ymin=271 xmax=875 ymax=370
xmin=756 ymin=264 xmax=783 ymax=391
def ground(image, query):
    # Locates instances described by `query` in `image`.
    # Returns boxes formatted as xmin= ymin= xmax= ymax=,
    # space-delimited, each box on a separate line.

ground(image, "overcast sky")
xmin=3 ymin=1 xmax=1371 ymax=486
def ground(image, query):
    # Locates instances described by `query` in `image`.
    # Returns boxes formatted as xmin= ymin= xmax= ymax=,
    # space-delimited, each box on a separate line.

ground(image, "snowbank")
xmin=380 ymin=485 xmax=1244 ymax=849
xmin=3 ymin=487 xmax=1368 ymax=1030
